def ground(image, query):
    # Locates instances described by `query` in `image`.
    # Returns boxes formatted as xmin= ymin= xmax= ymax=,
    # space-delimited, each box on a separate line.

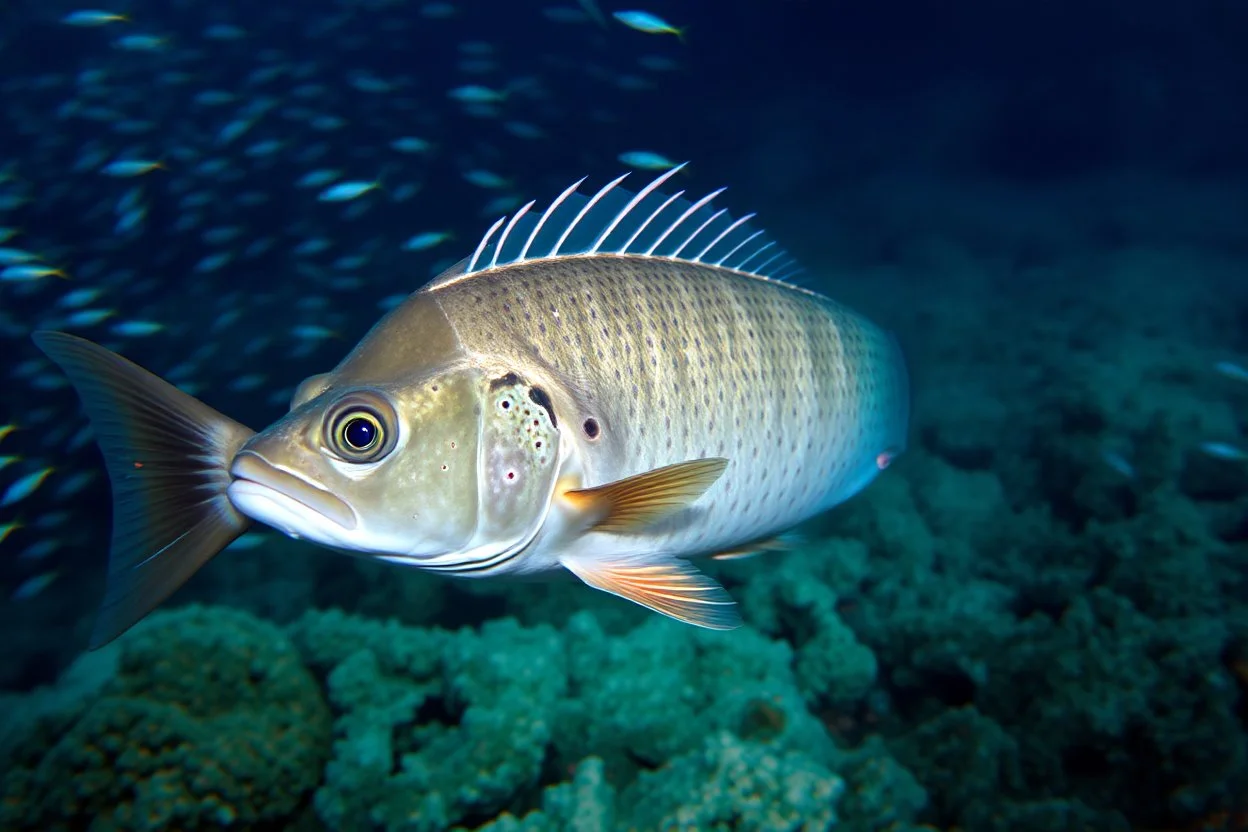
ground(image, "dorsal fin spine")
xmin=469 ymin=215 xmax=506 ymax=273
xmin=553 ymin=173 xmax=630 ymax=256
xmin=714 ymin=229 xmax=764 ymax=268
xmin=671 ymin=207 xmax=727 ymax=260
xmin=448 ymin=169 xmax=809 ymax=293
xmin=753 ymin=251 xmax=786 ymax=275
xmin=590 ymin=163 xmax=685 ymax=254
xmin=619 ymin=189 xmax=685 ymax=252
xmin=736 ymin=241 xmax=776 ymax=272
xmin=490 ymin=200 xmax=536 ymax=269
xmin=519 ymin=176 xmax=586 ymax=260
xmin=694 ymin=213 xmax=753 ymax=262
xmin=644 ymin=187 xmax=725 ymax=257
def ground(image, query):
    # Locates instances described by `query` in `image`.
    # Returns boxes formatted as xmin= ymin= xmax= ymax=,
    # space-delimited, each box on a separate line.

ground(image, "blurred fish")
xmin=62 ymin=10 xmax=129 ymax=27
xmin=390 ymin=137 xmax=433 ymax=154
xmin=0 ymin=521 xmax=20 ymax=545
xmin=37 ymin=169 xmax=908 ymax=648
xmin=462 ymin=169 xmax=510 ymax=189
xmin=318 ymin=179 xmax=381 ymax=202
xmin=618 ymin=150 xmax=680 ymax=171
xmin=448 ymin=84 xmax=507 ymax=104
xmin=101 ymin=159 xmax=165 ymax=177
xmin=2 ymin=466 xmax=55 ymax=507
xmin=1100 ymin=448 xmax=1135 ymax=479
xmin=114 ymin=34 xmax=168 ymax=51
xmin=297 ymin=169 xmax=342 ymax=188
xmin=0 ymin=248 xmax=39 ymax=265
xmin=613 ymin=10 xmax=685 ymax=39
xmin=1 ymin=265 xmax=68 ymax=282
xmin=1199 ymin=441 xmax=1247 ymax=461
xmin=110 ymin=320 xmax=164 ymax=337
xmin=402 ymin=231 xmax=454 ymax=251
xmin=11 ymin=571 xmax=59 ymax=600
xmin=1215 ymin=361 xmax=1248 ymax=384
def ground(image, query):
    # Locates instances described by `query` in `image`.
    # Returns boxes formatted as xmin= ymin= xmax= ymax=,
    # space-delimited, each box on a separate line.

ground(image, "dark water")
xmin=1 ymin=1 xmax=1246 ymax=830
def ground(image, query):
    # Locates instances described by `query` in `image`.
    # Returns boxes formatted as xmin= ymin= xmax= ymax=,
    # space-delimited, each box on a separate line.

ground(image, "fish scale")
xmin=431 ymin=254 xmax=909 ymax=562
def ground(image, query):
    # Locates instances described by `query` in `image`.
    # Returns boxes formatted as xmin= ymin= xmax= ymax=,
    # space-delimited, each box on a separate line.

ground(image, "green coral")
xmin=291 ymin=606 xmax=927 ymax=832
xmin=462 ymin=757 xmax=617 ymax=832
xmin=0 ymin=605 xmax=330 ymax=831
xmin=554 ymin=610 xmax=837 ymax=777
xmin=289 ymin=610 xmax=567 ymax=832
xmin=624 ymin=731 xmax=844 ymax=832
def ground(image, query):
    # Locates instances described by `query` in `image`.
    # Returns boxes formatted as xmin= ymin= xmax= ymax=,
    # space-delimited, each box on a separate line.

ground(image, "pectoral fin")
xmin=560 ymin=457 xmax=727 ymax=533
xmin=560 ymin=553 xmax=742 ymax=630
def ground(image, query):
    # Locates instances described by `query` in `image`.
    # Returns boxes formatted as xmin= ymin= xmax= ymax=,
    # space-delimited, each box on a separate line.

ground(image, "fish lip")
xmin=229 ymin=451 xmax=358 ymax=531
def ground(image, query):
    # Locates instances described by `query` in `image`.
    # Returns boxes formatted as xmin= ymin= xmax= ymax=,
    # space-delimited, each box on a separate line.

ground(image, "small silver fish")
xmin=1199 ymin=441 xmax=1247 ymax=462
xmin=37 ymin=168 xmax=908 ymax=648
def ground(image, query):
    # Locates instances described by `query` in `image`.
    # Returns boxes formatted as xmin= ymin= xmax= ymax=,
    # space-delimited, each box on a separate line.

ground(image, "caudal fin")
xmin=32 ymin=331 xmax=255 ymax=648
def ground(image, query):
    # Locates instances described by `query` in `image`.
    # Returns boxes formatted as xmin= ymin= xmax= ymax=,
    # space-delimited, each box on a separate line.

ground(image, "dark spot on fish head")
xmin=490 ymin=371 xmax=521 ymax=391
xmin=528 ymin=385 xmax=556 ymax=428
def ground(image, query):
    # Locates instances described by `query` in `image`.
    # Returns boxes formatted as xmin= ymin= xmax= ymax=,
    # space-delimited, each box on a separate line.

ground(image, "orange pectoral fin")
xmin=560 ymin=457 xmax=728 ymax=533
xmin=560 ymin=553 xmax=742 ymax=630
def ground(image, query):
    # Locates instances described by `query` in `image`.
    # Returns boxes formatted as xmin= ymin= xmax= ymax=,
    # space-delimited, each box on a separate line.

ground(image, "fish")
xmin=0 ymin=247 xmax=40 ymax=265
xmin=101 ymin=159 xmax=165 ymax=177
xmin=448 ymin=84 xmax=508 ymax=104
xmin=318 ymin=179 xmax=382 ymax=202
xmin=402 ymin=231 xmax=454 ymax=251
xmin=114 ymin=34 xmax=168 ymax=52
xmin=35 ymin=168 xmax=909 ymax=648
xmin=1198 ymin=441 xmax=1247 ymax=462
xmin=1 ymin=466 xmax=55 ymax=507
xmin=62 ymin=10 xmax=129 ymax=26
xmin=618 ymin=150 xmax=681 ymax=171
xmin=1 ymin=265 xmax=68 ymax=282
xmin=11 ymin=571 xmax=59 ymax=601
xmin=110 ymin=320 xmax=165 ymax=337
xmin=612 ymin=10 xmax=685 ymax=39
xmin=1215 ymin=361 xmax=1248 ymax=384
xmin=0 ymin=521 xmax=21 ymax=545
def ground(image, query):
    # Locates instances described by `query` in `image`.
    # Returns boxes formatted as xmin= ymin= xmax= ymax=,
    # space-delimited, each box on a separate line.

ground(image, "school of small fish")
xmin=0 ymin=2 xmax=692 ymax=601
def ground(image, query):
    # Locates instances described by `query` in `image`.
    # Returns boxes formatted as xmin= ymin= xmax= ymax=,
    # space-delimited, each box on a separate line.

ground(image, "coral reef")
xmin=287 ymin=606 xmax=914 ymax=831
xmin=0 ymin=606 xmax=331 ymax=831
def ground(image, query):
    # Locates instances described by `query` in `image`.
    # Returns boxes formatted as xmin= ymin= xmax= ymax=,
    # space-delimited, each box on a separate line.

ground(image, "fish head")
xmin=226 ymin=365 xmax=564 ymax=565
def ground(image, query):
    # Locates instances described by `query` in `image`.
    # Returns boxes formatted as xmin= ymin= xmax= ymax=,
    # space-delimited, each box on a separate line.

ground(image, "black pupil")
xmin=344 ymin=416 xmax=377 ymax=450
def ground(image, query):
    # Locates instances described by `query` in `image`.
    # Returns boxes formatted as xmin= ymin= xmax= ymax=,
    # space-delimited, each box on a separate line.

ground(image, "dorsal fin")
xmin=431 ymin=166 xmax=808 ymax=292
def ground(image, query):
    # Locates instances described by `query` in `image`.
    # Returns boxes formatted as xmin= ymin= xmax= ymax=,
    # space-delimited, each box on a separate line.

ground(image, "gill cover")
xmin=470 ymin=372 xmax=562 ymax=559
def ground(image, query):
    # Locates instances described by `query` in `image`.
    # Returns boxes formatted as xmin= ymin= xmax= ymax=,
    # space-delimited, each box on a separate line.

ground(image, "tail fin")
xmin=32 ymin=332 xmax=255 ymax=648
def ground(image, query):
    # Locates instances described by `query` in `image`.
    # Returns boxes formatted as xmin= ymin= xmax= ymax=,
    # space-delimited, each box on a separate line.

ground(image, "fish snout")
xmin=228 ymin=450 xmax=358 ymax=531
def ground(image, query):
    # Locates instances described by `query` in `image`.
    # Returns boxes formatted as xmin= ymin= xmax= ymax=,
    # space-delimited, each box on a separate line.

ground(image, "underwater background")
xmin=2 ymin=0 xmax=1248 ymax=829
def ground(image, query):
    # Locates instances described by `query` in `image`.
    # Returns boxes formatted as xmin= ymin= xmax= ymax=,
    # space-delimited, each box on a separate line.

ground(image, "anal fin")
xmin=560 ymin=553 xmax=742 ymax=630
xmin=560 ymin=457 xmax=727 ymax=533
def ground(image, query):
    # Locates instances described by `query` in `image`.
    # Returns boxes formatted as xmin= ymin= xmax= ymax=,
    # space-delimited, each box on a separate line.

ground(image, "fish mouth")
xmin=228 ymin=451 xmax=358 ymax=531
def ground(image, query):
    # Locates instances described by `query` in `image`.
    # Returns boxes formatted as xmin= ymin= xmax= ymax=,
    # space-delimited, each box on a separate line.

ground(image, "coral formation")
xmin=0 ymin=606 xmax=331 ymax=831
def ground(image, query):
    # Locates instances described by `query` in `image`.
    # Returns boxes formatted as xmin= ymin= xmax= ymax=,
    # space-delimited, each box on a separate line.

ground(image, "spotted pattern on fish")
xmin=429 ymin=254 xmax=908 ymax=559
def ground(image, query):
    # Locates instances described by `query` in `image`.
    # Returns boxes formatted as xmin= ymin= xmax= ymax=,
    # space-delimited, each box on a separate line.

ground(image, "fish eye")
xmin=325 ymin=393 xmax=397 ymax=463
xmin=341 ymin=414 xmax=380 ymax=451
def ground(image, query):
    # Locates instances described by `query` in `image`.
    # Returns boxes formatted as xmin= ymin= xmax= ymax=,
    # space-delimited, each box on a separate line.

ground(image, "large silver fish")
xmin=35 ymin=166 xmax=909 ymax=648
